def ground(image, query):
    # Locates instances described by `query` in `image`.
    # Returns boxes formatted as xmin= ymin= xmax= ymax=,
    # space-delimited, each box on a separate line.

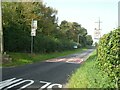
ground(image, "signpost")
xmin=94 ymin=18 xmax=102 ymax=40
xmin=94 ymin=28 xmax=101 ymax=40
xmin=31 ymin=19 xmax=37 ymax=54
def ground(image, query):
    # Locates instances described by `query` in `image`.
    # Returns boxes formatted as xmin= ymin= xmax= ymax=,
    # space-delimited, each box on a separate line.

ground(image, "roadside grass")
xmin=67 ymin=50 xmax=114 ymax=88
xmin=3 ymin=48 xmax=87 ymax=67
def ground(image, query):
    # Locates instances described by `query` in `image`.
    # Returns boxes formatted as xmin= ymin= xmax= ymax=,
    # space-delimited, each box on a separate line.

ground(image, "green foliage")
xmin=68 ymin=29 xmax=119 ymax=88
xmin=95 ymin=42 xmax=98 ymax=47
xmin=33 ymin=34 xmax=75 ymax=53
xmin=97 ymin=29 xmax=120 ymax=88
xmin=2 ymin=2 xmax=93 ymax=53
xmin=59 ymin=20 xmax=92 ymax=47
xmin=68 ymin=50 xmax=116 ymax=88
xmin=86 ymin=35 xmax=93 ymax=45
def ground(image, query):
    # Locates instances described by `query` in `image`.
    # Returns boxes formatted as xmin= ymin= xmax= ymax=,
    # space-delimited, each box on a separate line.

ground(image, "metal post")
xmin=31 ymin=36 xmax=33 ymax=54
xmin=31 ymin=19 xmax=33 ymax=54
xmin=31 ymin=19 xmax=37 ymax=54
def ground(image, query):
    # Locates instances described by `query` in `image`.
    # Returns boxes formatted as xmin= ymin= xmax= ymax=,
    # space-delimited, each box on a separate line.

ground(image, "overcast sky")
xmin=43 ymin=0 xmax=119 ymax=41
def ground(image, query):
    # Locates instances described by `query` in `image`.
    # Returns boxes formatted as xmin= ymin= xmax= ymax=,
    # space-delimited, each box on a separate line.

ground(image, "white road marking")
xmin=39 ymin=81 xmax=51 ymax=90
xmin=0 ymin=78 xmax=22 ymax=89
xmin=47 ymin=83 xmax=62 ymax=88
xmin=0 ymin=78 xmax=63 ymax=89
xmin=39 ymin=81 xmax=63 ymax=90
xmin=6 ymin=79 xmax=34 ymax=89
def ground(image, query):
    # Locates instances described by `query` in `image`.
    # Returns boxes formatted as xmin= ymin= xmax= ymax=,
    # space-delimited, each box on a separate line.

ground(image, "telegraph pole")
xmin=94 ymin=17 xmax=102 ymax=39
xmin=95 ymin=17 xmax=102 ymax=30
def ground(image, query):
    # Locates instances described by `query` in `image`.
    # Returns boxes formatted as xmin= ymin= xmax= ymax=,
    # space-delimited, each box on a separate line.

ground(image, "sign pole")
xmin=31 ymin=36 xmax=33 ymax=54
xmin=94 ymin=17 xmax=102 ymax=40
xmin=31 ymin=19 xmax=33 ymax=54
xmin=31 ymin=19 xmax=37 ymax=54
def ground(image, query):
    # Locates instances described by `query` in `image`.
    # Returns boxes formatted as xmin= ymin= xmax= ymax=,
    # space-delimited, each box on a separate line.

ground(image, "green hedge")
xmin=34 ymin=34 xmax=74 ymax=53
xmin=97 ymin=29 xmax=120 ymax=88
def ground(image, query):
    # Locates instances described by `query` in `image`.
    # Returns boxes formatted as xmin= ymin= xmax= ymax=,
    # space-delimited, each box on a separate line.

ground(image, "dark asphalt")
xmin=1 ymin=49 xmax=94 ymax=89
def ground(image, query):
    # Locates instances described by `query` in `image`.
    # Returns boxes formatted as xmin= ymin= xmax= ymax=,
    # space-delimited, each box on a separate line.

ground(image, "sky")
xmin=43 ymin=0 xmax=119 ymax=42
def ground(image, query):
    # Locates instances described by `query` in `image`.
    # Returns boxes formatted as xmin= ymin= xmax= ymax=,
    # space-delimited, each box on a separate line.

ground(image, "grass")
xmin=67 ymin=50 xmax=115 ymax=88
xmin=3 ymin=48 xmax=87 ymax=67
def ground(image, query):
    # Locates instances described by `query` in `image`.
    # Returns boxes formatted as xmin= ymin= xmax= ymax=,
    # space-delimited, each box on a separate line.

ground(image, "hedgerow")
xmin=97 ymin=29 xmax=120 ymax=88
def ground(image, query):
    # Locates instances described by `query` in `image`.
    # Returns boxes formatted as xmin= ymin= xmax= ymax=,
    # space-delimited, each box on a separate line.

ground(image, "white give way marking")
xmin=0 ymin=78 xmax=62 ymax=90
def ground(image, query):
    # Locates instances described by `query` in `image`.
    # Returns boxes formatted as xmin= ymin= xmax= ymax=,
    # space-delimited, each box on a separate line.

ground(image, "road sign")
xmin=94 ymin=17 xmax=102 ymax=40
xmin=31 ymin=20 xmax=37 ymax=30
xmin=94 ymin=30 xmax=101 ymax=39
xmin=31 ymin=20 xmax=37 ymax=36
xmin=31 ymin=28 xmax=36 ymax=36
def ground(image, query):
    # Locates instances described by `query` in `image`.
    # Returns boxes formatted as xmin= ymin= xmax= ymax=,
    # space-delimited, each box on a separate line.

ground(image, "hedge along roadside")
xmin=97 ymin=29 xmax=120 ymax=88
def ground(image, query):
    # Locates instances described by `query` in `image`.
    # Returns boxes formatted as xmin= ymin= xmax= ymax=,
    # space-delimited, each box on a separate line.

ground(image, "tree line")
xmin=2 ymin=2 xmax=93 ymax=53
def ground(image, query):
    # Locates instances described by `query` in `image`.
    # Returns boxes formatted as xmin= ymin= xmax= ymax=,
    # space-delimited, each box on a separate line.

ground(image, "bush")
xmin=34 ymin=34 xmax=74 ymax=53
xmin=97 ymin=29 xmax=120 ymax=88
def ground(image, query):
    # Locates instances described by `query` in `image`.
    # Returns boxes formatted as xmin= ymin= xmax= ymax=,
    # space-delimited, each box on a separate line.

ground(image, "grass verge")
xmin=67 ymin=50 xmax=115 ymax=88
xmin=3 ymin=48 xmax=87 ymax=67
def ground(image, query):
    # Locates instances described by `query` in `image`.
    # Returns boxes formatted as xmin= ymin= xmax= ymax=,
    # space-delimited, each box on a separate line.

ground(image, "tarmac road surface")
xmin=1 ymin=49 xmax=94 ymax=90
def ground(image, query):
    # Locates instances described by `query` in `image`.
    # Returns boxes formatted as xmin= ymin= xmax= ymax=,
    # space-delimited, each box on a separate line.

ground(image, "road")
xmin=1 ymin=49 xmax=94 ymax=90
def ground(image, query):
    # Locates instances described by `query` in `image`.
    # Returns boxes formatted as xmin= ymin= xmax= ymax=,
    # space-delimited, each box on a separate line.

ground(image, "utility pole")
xmin=94 ymin=17 xmax=102 ymax=39
xmin=95 ymin=17 xmax=102 ymax=30
xmin=0 ymin=0 xmax=3 ymax=63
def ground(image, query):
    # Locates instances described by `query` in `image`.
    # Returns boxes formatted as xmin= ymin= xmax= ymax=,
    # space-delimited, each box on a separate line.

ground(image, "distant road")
xmin=1 ymin=49 xmax=94 ymax=89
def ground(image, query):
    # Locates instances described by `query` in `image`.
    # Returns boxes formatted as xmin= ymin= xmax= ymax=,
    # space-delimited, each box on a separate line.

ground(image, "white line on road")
xmin=0 ymin=78 xmax=63 ymax=89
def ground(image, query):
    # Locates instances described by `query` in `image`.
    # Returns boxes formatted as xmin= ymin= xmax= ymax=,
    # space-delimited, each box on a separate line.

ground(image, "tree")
xmin=86 ymin=35 xmax=93 ymax=45
xmin=2 ymin=2 xmax=58 ymax=53
xmin=3 ymin=2 xmax=31 ymax=52
xmin=2 ymin=1 xmax=93 ymax=53
xmin=59 ymin=20 xmax=91 ymax=47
